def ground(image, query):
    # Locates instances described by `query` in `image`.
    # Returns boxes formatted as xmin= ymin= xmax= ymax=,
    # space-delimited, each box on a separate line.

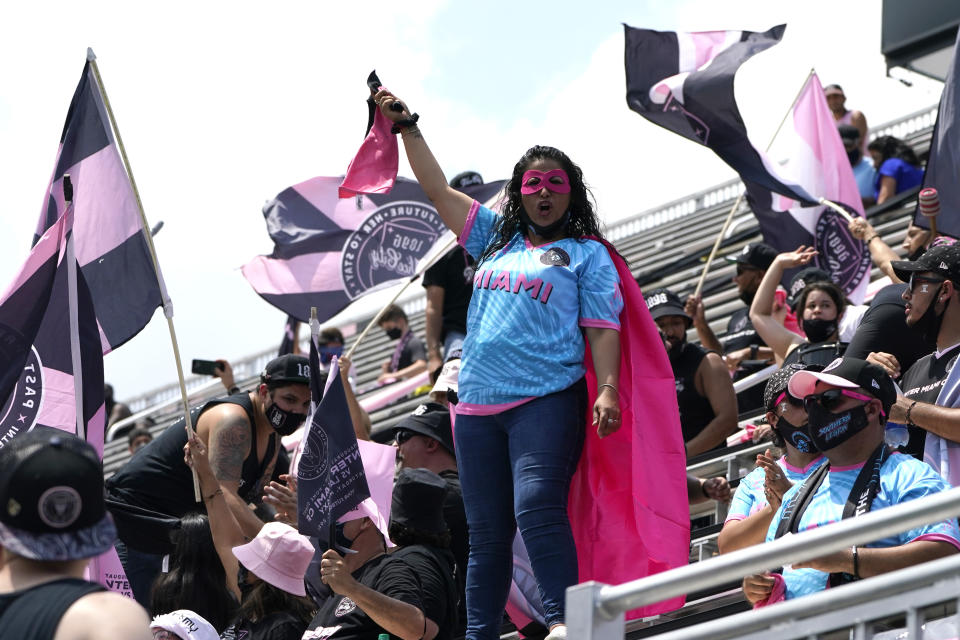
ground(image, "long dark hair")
xmin=867 ymin=135 xmax=920 ymax=168
xmin=150 ymin=513 xmax=237 ymax=633
xmin=239 ymin=580 xmax=316 ymax=626
xmin=797 ymin=282 xmax=847 ymax=323
xmin=477 ymin=145 xmax=606 ymax=264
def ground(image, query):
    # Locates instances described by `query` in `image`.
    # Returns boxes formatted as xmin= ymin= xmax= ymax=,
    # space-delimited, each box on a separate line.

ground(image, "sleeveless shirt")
xmin=0 ymin=578 xmax=105 ymax=640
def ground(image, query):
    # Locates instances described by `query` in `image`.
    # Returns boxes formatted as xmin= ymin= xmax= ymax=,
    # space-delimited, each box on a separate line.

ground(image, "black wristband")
xmin=906 ymin=400 xmax=918 ymax=427
xmin=391 ymin=113 xmax=420 ymax=134
xmin=852 ymin=545 xmax=860 ymax=578
xmin=749 ymin=344 xmax=759 ymax=360
xmin=700 ymin=480 xmax=711 ymax=500
xmin=228 ymin=385 xmax=240 ymax=395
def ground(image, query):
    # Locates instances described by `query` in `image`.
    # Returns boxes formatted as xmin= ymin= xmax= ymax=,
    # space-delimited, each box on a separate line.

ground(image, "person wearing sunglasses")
xmin=719 ymin=364 xmax=826 ymax=554
xmin=862 ymin=245 xmax=960 ymax=463
xmin=742 ymin=357 xmax=960 ymax=607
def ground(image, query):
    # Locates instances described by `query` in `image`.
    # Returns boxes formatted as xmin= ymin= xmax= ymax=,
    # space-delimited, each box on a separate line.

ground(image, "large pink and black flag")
xmin=243 ymin=176 xmax=504 ymax=323
xmin=1 ymin=206 xmax=106 ymax=455
xmin=34 ymin=58 xmax=166 ymax=354
xmin=916 ymin=28 xmax=960 ymax=238
xmin=744 ymin=73 xmax=870 ymax=302
xmin=624 ymin=24 xmax=817 ymax=207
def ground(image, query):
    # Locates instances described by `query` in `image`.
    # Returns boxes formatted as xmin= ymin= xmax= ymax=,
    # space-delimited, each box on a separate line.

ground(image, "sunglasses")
xmin=803 ymin=388 xmax=884 ymax=416
xmin=908 ymin=274 xmax=946 ymax=293
xmin=395 ymin=429 xmax=416 ymax=445
xmin=736 ymin=265 xmax=760 ymax=276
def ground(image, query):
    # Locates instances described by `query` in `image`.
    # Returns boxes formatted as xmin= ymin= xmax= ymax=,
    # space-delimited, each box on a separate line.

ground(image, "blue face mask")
xmin=319 ymin=345 xmax=343 ymax=365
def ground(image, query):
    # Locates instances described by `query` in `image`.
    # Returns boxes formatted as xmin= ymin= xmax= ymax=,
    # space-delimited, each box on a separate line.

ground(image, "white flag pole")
xmin=87 ymin=49 xmax=200 ymax=502
xmin=692 ymin=68 xmax=817 ymax=299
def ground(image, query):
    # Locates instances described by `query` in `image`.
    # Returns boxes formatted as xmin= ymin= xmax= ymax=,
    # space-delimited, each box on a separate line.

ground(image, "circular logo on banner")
xmin=814 ymin=210 xmax=871 ymax=295
xmin=296 ymin=423 xmax=329 ymax=482
xmin=0 ymin=343 xmax=44 ymax=447
xmin=340 ymin=201 xmax=447 ymax=300
xmin=38 ymin=486 xmax=82 ymax=529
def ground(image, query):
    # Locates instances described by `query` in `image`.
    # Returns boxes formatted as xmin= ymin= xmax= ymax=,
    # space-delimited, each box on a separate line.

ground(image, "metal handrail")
xmin=567 ymin=485 xmax=960 ymax=635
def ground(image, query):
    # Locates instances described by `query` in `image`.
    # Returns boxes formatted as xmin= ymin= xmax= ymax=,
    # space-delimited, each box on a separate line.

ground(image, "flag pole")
xmin=343 ymin=236 xmax=458 ymax=360
xmin=62 ymin=175 xmax=87 ymax=443
xmin=819 ymin=198 xmax=855 ymax=223
xmin=692 ymin=68 xmax=817 ymax=298
xmin=87 ymin=49 xmax=200 ymax=503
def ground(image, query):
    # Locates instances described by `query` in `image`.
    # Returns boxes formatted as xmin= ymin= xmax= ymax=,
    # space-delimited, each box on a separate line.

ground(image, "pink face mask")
xmin=520 ymin=169 xmax=571 ymax=195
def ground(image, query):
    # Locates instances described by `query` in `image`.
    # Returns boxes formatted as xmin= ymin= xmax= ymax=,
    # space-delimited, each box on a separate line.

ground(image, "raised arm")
xmin=373 ymin=89 xmax=474 ymax=235
xmin=749 ymin=247 xmax=815 ymax=362
xmin=339 ymin=355 xmax=371 ymax=440
xmin=685 ymin=294 xmax=724 ymax=353
xmin=848 ymin=217 xmax=902 ymax=282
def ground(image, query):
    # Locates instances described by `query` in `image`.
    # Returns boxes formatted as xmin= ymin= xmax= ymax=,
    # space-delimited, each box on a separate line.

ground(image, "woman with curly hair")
xmin=374 ymin=88 xmax=623 ymax=640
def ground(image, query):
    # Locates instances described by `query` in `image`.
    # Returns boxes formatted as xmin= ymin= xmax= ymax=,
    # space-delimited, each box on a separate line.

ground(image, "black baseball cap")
xmin=788 ymin=357 xmax=896 ymax=415
xmin=838 ymin=124 xmax=861 ymax=143
xmin=787 ymin=266 xmax=834 ymax=310
xmin=644 ymin=288 xmax=690 ymax=323
xmin=0 ymin=429 xmax=117 ymax=561
xmin=261 ymin=354 xmax=310 ymax=386
xmin=763 ymin=364 xmax=807 ymax=413
xmin=390 ymin=468 xmax=449 ymax=536
xmin=392 ymin=403 xmax=455 ymax=456
xmin=891 ymin=244 xmax=960 ymax=285
xmin=449 ymin=171 xmax=484 ymax=189
xmin=725 ymin=242 xmax=777 ymax=270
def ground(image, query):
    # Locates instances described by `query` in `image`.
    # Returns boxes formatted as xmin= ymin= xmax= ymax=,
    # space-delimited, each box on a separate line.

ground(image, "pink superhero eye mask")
xmin=520 ymin=169 xmax=571 ymax=194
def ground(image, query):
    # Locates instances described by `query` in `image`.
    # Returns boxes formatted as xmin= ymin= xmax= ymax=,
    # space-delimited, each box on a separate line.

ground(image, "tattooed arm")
xmin=202 ymin=407 xmax=266 ymax=540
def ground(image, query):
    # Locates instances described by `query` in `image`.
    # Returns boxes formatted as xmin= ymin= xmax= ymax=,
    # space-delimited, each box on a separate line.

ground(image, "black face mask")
xmin=265 ymin=394 xmax=307 ymax=437
xmin=237 ymin=564 xmax=256 ymax=600
xmin=385 ymin=327 xmax=403 ymax=340
xmin=806 ymin=402 xmax=870 ymax=452
xmin=915 ymin=292 xmax=947 ymax=345
xmin=802 ymin=317 xmax=838 ymax=343
xmin=520 ymin=208 xmax=571 ymax=239
xmin=846 ymin=148 xmax=861 ymax=165
xmin=334 ymin=522 xmax=355 ymax=553
xmin=774 ymin=415 xmax=815 ymax=454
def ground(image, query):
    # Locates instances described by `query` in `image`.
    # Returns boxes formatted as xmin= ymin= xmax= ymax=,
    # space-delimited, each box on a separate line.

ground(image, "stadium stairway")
xmin=102 ymin=106 xmax=938 ymax=638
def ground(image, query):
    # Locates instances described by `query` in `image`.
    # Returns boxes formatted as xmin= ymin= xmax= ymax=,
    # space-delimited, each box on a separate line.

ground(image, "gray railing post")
xmin=566 ymin=581 xmax=624 ymax=640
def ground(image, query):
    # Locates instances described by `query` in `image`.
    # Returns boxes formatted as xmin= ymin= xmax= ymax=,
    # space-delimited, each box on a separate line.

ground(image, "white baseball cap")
xmin=150 ymin=610 xmax=219 ymax=640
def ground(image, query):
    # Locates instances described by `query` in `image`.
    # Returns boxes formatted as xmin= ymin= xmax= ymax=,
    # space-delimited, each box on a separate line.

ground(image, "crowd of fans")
xmin=5 ymin=81 xmax=960 ymax=640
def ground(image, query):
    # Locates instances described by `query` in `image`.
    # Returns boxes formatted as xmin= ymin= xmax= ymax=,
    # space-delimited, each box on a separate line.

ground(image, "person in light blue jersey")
xmin=375 ymin=88 xmax=623 ymax=640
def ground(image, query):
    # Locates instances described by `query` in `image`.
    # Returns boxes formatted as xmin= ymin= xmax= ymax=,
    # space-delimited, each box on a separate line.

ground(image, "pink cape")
xmin=338 ymin=106 xmax=398 ymax=198
xmin=572 ymin=238 xmax=690 ymax=619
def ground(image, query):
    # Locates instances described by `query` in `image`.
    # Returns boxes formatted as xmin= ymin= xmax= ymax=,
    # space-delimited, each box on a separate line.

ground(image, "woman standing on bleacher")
xmin=371 ymin=88 xmax=625 ymax=640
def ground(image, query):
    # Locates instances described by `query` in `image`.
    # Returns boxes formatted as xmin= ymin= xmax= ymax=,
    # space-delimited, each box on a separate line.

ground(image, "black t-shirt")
xmin=899 ymin=343 xmax=960 ymax=459
xmin=304 ymin=553 xmax=423 ymax=639
xmin=722 ymin=307 xmax=763 ymax=353
xmin=422 ymin=247 xmax=475 ymax=340
xmin=392 ymin=545 xmax=458 ymax=640
xmin=670 ymin=343 xmax=716 ymax=444
xmin=846 ymin=283 xmax=933 ymax=374
xmin=0 ymin=578 xmax=104 ymax=640
xmin=393 ymin=334 xmax=427 ymax=372
xmin=221 ymin=612 xmax=307 ymax=640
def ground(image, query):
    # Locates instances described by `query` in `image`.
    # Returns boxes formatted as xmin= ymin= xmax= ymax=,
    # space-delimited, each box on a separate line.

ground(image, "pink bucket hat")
xmin=232 ymin=522 xmax=314 ymax=596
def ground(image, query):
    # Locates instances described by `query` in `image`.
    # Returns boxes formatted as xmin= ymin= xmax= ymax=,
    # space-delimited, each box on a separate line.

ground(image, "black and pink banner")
xmin=34 ymin=59 xmax=165 ymax=354
xmin=624 ymin=24 xmax=817 ymax=207
xmin=243 ymin=176 xmax=504 ymax=323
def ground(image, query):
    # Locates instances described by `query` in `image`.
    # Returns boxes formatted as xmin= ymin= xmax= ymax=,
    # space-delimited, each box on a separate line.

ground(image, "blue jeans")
xmin=455 ymin=379 xmax=587 ymax=638
xmin=114 ymin=539 xmax=165 ymax=608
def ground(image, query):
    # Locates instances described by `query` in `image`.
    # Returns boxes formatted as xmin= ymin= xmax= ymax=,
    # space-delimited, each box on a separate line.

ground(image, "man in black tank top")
xmin=646 ymin=288 xmax=738 ymax=457
xmin=105 ymin=354 xmax=311 ymax=606
xmin=0 ymin=429 xmax=150 ymax=639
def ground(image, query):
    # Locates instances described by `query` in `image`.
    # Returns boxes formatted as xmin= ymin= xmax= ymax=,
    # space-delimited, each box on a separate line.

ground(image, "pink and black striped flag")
xmin=745 ymin=73 xmax=870 ymax=302
xmin=243 ymin=176 xmax=504 ymax=323
xmin=34 ymin=56 xmax=167 ymax=354
xmin=624 ymin=24 xmax=818 ymax=207
xmin=1 ymin=205 xmax=106 ymax=454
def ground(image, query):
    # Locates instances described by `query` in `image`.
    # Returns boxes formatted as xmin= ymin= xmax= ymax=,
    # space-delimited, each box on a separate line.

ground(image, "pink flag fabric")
xmin=338 ymin=439 xmax=398 ymax=546
xmin=338 ymin=107 xmax=399 ymax=199
xmin=571 ymin=239 xmax=689 ymax=619
xmin=747 ymin=72 xmax=871 ymax=303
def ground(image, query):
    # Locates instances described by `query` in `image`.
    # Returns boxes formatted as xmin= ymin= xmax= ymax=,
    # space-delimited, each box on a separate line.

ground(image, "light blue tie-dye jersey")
xmin=456 ymin=201 xmax=623 ymax=413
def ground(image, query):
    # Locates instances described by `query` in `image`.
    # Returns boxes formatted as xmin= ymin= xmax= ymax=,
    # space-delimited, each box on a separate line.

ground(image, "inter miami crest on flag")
xmin=243 ymin=176 xmax=504 ymax=323
xmin=624 ymin=24 xmax=817 ymax=208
